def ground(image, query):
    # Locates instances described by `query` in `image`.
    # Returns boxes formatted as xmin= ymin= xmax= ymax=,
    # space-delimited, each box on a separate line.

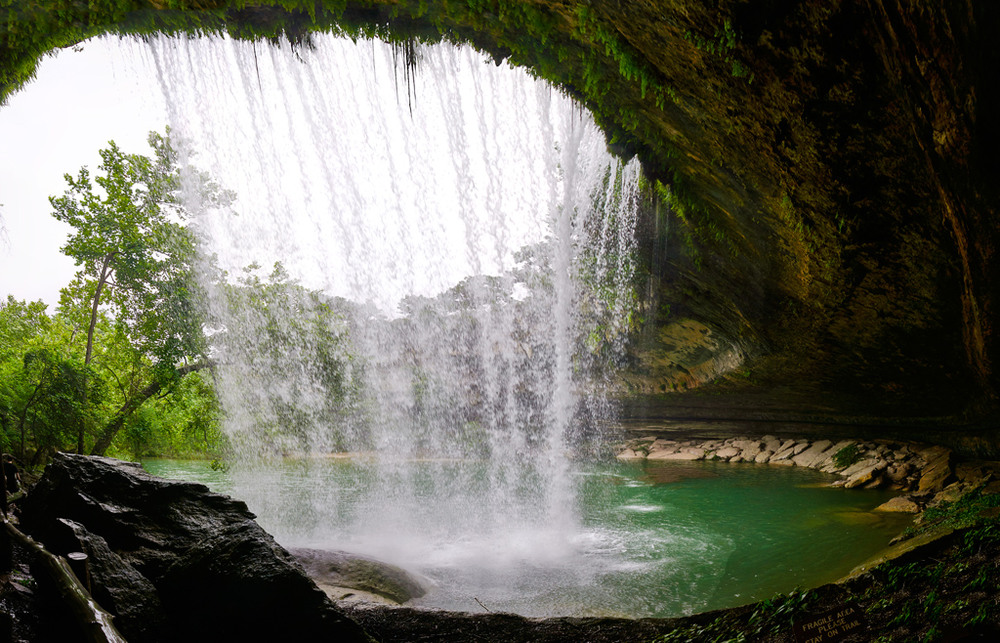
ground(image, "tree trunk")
xmin=80 ymin=253 xmax=115 ymax=454
xmin=16 ymin=378 xmax=47 ymax=461
xmin=0 ymin=450 xmax=7 ymax=520
xmin=90 ymin=361 xmax=214 ymax=456
xmin=2 ymin=518 xmax=126 ymax=642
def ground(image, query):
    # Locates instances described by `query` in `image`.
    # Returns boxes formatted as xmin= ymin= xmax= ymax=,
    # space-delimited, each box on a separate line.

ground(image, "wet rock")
xmin=769 ymin=445 xmax=796 ymax=462
xmin=761 ymin=436 xmax=781 ymax=452
xmin=931 ymin=482 xmax=972 ymax=506
xmin=846 ymin=527 xmax=955 ymax=580
xmin=844 ymin=463 xmax=885 ymax=489
xmin=886 ymin=462 xmax=913 ymax=483
xmin=19 ymin=453 xmax=374 ymax=643
xmin=733 ymin=440 xmax=762 ymax=461
xmin=54 ymin=518 xmax=167 ymax=642
xmin=715 ymin=446 xmax=740 ymax=459
xmin=343 ymin=603 xmax=680 ymax=643
xmin=917 ymin=446 xmax=955 ymax=493
xmin=291 ymin=548 xmax=426 ymax=605
xmin=790 ymin=442 xmax=811 ymax=456
xmin=840 ymin=457 xmax=879 ymax=478
xmin=792 ymin=440 xmax=833 ymax=468
xmin=874 ymin=496 xmax=921 ymax=513
xmin=954 ymin=460 xmax=1000 ymax=487
xmin=651 ymin=448 xmax=705 ymax=461
xmin=646 ymin=441 xmax=681 ymax=458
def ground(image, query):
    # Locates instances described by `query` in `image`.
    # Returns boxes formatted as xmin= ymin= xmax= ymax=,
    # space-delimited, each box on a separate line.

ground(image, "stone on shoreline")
xmin=650 ymin=447 xmax=705 ymax=461
xmin=917 ymin=446 xmax=955 ymax=492
xmin=875 ymin=496 xmax=921 ymax=513
xmin=791 ymin=440 xmax=833 ymax=468
xmin=616 ymin=434 xmax=957 ymax=496
xmin=844 ymin=463 xmax=885 ymax=489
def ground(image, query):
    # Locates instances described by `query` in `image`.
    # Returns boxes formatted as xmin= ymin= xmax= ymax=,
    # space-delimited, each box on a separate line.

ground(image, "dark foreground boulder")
xmin=19 ymin=453 xmax=374 ymax=643
xmin=343 ymin=604 xmax=683 ymax=643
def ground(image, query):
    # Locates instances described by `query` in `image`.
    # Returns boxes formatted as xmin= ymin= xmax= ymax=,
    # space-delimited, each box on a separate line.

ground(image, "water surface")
xmin=143 ymin=457 xmax=911 ymax=617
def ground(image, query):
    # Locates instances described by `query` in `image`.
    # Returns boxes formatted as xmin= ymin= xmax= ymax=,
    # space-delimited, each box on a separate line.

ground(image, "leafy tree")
xmin=49 ymin=129 xmax=232 ymax=455
xmin=1 ymin=297 xmax=50 ymax=459
xmin=0 ymin=297 xmax=101 ymax=464
xmin=209 ymin=262 xmax=363 ymax=455
xmin=14 ymin=348 xmax=98 ymax=466
xmin=117 ymin=371 xmax=223 ymax=459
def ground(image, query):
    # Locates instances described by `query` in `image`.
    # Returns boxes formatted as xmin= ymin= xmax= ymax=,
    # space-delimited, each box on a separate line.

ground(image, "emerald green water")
xmin=142 ymin=457 xmax=911 ymax=618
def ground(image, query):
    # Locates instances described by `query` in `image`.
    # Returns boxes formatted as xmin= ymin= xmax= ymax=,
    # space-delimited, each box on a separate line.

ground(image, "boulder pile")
xmin=617 ymin=435 xmax=1000 ymax=514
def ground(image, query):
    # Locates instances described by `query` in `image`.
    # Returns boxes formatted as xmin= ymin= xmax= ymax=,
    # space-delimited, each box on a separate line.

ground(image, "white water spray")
xmin=136 ymin=34 xmax=642 ymax=610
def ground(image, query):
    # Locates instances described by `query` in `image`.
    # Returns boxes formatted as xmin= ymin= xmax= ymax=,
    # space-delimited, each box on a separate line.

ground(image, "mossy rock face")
xmin=4 ymin=1 xmax=998 ymax=435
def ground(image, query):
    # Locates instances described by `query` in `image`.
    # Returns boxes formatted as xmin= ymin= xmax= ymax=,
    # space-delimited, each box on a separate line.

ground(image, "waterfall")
xmin=136 ymin=34 xmax=642 ymax=606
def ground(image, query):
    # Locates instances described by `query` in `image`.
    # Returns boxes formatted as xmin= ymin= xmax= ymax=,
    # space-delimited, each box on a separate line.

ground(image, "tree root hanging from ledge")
xmin=2 ymin=518 xmax=126 ymax=643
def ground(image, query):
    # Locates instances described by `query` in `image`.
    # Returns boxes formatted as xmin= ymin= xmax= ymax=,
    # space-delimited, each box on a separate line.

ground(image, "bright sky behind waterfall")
xmin=1 ymin=39 xmax=166 ymax=307
xmin=1 ymin=34 xmax=614 ymax=314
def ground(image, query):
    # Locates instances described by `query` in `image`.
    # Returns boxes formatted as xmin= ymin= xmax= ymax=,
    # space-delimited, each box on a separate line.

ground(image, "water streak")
xmin=139 ymin=34 xmax=641 ymax=582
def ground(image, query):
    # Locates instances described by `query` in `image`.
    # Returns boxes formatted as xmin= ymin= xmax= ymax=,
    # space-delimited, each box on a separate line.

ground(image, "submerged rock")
xmin=291 ymin=547 xmax=427 ymax=605
xmin=19 ymin=453 xmax=374 ymax=643
xmin=875 ymin=496 xmax=922 ymax=513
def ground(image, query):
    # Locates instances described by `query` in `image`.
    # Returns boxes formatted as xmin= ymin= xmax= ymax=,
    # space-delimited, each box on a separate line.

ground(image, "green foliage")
xmin=902 ymin=486 xmax=1000 ymax=540
xmin=0 ymin=292 xmax=225 ymax=464
xmin=682 ymin=18 xmax=753 ymax=85
xmin=110 ymin=371 xmax=224 ymax=459
xmin=833 ymin=443 xmax=861 ymax=468
xmin=49 ymin=129 xmax=231 ymax=455
xmin=1 ymin=297 xmax=96 ymax=464
xmin=1 ymin=132 xmax=233 ymax=464
xmin=52 ymin=129 xmax=230 ymax=366
xmin=211 ymin=262 xmax=362 ymax=455
xmin=653 ymin=590 xmax=814 ymax=643
xmin=745 ymin=589 xmax=815 ymax=638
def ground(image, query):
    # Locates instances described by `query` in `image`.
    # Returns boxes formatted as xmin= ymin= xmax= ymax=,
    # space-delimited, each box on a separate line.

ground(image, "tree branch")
xmin=2 ymin=518 xmax=126 ymax=642
xmin=89 ymin=360 xmax=215 ymax=456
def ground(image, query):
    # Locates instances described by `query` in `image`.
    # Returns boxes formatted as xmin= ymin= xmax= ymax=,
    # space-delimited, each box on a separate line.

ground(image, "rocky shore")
xmin=616 ymin=435 xmax=1000 ymax=516
xmin=4 ymin=450 xmax=999 ymax=642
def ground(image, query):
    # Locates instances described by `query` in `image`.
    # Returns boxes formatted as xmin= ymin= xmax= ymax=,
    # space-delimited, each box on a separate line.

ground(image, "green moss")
xmin=833 ymin=443 xmax=861 ymax=468
xmin=903 ymin=487 xmax=1000 ymax=540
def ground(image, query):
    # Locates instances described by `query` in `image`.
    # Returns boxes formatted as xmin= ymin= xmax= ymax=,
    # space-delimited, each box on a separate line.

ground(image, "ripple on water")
xmin=142 ymin=457 xmax=913 ymax=619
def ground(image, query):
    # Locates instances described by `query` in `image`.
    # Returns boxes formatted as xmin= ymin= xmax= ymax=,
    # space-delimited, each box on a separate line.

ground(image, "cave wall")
xmin=2 ymin=0 xmax=996 ymax=430
xmin=607 ymin=1 xmax=1000 ymax=426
